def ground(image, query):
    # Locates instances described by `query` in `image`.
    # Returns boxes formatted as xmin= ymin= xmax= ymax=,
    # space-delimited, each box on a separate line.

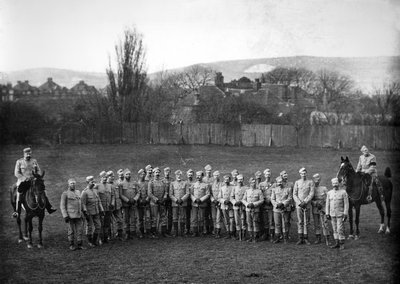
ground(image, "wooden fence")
xmin=58 ymin=122 xmax=400 ymax=150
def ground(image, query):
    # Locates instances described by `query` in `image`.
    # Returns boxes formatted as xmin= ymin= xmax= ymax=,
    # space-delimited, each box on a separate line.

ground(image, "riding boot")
xmin=242 ymin=229 xmax=247 ymax=241
xmin=44 ymin=196 xmax=57 ymax=214
xmin=151 ymin=227 xmax=159 ymax=239
xmin=247 ymin=232 xmax=253 ymax=242
xmin=283 ymin=232 xmax=289 ymax=244
xmin=87 ymin=235 xmax=95 ymax=247
xmin=215 ymin=228 xmax=221 ymax=239
xmin=173 ymin=222 xmax=179 ymax=237
xmin=366 ymin=185 xmax=373 ymax=203
xmin=180 ymin=222 xmax=185 ymax=237
xmin=339 ymin=240 xmax=345 ymax=250
xmin=296 ymin=234 xmax=304 ymax=245
xmin=325 ymin=235 xmax=331 ymax=246
xmin=252 ymin=232 xmax=258 ymax=243
xmin=77 ymin=241 xmax=85 ymax=250
xmin=330 ymin=239 xmax=340 ymax=249
xmin=69 ymin=241 xmax=76 ymax=251
xmin=303 ymin=234 xmax=311 ymax=245
xmin=102 ymin=231 xmax=108 ymax=243
xmin=314 ymin=234 xmax=321 ymax=244
xmin=269 ymin=229 xmax=275 ymax=243
xmin=117 ymin=229 xmax=124 ymax=241
xmin=92 ymin=233 xmax=99 ymax=246
xmin=273 ymin=233 xmax=281 ymax=243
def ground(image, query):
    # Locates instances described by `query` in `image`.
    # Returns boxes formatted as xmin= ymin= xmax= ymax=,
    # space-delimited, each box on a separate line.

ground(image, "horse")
xmin=10 ymin=171 xmax=47 ymax=249
xmin=336 ymin=156 xmax=393 ymax=239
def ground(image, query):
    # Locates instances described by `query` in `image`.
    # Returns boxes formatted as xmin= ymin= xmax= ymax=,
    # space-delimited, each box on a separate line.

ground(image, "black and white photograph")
xmin=0 ymin=0 xmax=399 ymax=282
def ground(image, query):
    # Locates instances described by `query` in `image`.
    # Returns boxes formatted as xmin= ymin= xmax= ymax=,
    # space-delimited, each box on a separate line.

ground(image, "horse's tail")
xmin=384 ymin=167 xmax=391 ymax=178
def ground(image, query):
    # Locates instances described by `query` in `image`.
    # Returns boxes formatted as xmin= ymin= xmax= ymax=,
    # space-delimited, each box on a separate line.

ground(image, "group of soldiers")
xmin=60 ymin=164 xmax=349 ymax=251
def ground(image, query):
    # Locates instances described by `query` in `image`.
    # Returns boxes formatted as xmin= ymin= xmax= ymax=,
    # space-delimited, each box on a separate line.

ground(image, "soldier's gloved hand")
xmin=224 ymin=200 xmax=230 ymax=205
xmin=326 ymin=214 xmax=331 ymax=220
xmin=342 ymin=214 xmax=348 ymax=222
xmin=64 ymin=216 xmax=70 ymax=223
xmin=317 ymin=203 xmax=323 ymax=210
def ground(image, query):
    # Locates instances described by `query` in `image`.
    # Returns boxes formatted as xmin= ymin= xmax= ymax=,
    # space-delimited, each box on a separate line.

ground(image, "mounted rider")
xmin=14 ymin=147 xmax=56 ymax=216
xmin=355 ymin=145 xmax=383 ymax=202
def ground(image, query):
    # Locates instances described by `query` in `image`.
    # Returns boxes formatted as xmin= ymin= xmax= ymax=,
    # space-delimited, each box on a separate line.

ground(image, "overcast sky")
xmin=1 ymin=0 xmax=399 ymax=73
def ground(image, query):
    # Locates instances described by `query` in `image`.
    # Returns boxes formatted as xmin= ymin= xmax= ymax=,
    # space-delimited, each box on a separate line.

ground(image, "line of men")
xmin=61 ymin=165 xmax=349 ymax=251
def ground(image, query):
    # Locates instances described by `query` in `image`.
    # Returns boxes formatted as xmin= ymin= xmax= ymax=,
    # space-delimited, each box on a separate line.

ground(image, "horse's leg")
xmin=348 ymin=205 xmax=354 ymax=239
xmin=38 ymin=214 xmax=44 ymax=248
xmin=375 ymin=199 xmax=385 ymax=234
xmin=385 ymin=198 xmax=392 ymax=234
xmin=355 ymin=204 xmax=361 ymax=239
xmin=16 ymin=214 xmax=24 ymax=243
xmin=27 ymin=217 xmax=33 ymax=249
xmin=23 ymin=214 xmax=29 ymax=241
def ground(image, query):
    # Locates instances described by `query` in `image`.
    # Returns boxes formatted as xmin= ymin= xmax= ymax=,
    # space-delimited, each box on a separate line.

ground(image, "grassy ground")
xmin=0 ymin=144 xmax=399 ymax=283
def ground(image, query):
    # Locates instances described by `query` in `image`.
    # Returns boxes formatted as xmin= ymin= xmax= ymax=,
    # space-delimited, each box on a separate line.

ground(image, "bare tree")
xmin=173 ymin=65 xmax=215 ymax=93
xmin=262 ymin=67 xmax=316 ymax=93
xmin=373 ymin=82 xmax=400 ymax=125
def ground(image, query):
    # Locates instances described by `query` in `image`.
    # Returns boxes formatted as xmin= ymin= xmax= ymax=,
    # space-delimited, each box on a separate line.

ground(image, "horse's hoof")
xmin=354 ymin=235 xmax=360 ymax=240
xmin=385 ymin=228 xmax=391 ymax=234
xmin=18 ymin=239 xmax=23 ymax=244
xmin=37 ymin=244 xmax=43 ymax=249
xmin=348 ymin=235 xmax=354 ymax=239
xmin=23 ymin=236 xmax=29 ymax=241
xmin=378 ymin=229 xmax=384 ymax=234
xmin=27 ymin=244 xmax=33 ymax=249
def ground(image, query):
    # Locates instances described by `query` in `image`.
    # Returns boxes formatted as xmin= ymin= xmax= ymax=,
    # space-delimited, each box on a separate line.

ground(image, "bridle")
xmin=25 ymin=178 xmax=46 ymax=210
xmin=338 ymin=162 xmax=364 ymax=202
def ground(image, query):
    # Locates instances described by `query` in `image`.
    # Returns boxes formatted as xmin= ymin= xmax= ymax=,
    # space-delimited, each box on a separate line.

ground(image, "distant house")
xmin=0 ymin=83 xmax=14 ymax=102
xmin=70 ymin=80 xmax=99 ymax=96
xmin=38 ymin=77 xmax=64 ymax=95
xmin=13 ymin=80 xmax=40 ymax=98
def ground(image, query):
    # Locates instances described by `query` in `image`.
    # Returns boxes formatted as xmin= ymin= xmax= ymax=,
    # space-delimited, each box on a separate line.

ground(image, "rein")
xmin=25 ymin=178 xmax=46 ymax=211
xmin=341 ymin=165 xmax=367 ymax=202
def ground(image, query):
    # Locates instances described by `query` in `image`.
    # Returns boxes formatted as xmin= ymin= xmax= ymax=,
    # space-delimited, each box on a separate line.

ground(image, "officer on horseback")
xmin=355 ymin=145 xmax=383 ymax=203
xmin=14 ymin=147 xmax=56 ymax=216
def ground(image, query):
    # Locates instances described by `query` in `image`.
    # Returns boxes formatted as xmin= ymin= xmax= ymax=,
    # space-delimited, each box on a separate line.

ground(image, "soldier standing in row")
xmin=231 ymin=174 xmax=246 ymax=240
xmin=259 ymin=168 xmax=275 ymax=242
xmin=169 ymin=170 xmax=190 ymax=237
xmin=120 ymin=169 xmax=139 ymax=240
xmin=163 ymin=167 xmax=174 ymax=236
xmin=96 ymin=171 xmax=112 ymax=244
xmin=210 ymin=171 xmax=222 ymax=237
xmin=242 ymin=177 xmax=264 ymax=242
xmin=326 ymin=177 xmax=349 ymax=250
xmin=148 ymin=167 xmax=168 ymax=237
xmin=202 ymin=164 xmax=214 ymax=235
xmin=185 ymin=169 xmax=195 ymax=235
xmin=60 ymin=178 xmax=84 ymax=250
xmin=81 ymin=176 xmax=104 ymax=247
xmin=116 ymin=169 xmax=124 ymax=186
xmin=190 ymin=171 xmax=210 ymax=236
xmin=254 ymin=171 xmax=262 ymax=188
xmin=108 ymin=171 xmax=124 ymax=240
xmin=271 ymin=176 xmax=292 ymax=243
xmin=311 ymin=173 xmax=331 ymax=246
xmin=218 ymin=175 xmax=234 ymax=239
xmin=136 ymin=169 xmax=150 ymax=238
xmin=280 ymin=170 xmax=294 ymax=237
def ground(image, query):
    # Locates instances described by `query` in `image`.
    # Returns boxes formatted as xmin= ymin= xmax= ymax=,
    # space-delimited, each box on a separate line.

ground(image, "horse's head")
xmin=337 ymin=156 xmax=355 ymax=185
xmin=32 ymin=171 xmax=46 ymax=194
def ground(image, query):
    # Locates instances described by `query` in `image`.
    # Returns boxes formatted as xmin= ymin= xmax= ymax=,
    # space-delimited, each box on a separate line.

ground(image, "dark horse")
xmin=10 ymin=171 xmax=47 ymax=248
xmin=337 ymin=156 xmax=393 ymax=239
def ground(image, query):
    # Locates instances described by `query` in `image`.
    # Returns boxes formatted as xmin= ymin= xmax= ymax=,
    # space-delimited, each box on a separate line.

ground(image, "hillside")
xmin=2 ymin=56 xmax=399 ymax=92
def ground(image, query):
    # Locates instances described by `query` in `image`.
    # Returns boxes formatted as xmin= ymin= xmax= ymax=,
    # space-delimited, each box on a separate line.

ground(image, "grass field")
xmin=0 ymin=144 xmax=399 ymax=283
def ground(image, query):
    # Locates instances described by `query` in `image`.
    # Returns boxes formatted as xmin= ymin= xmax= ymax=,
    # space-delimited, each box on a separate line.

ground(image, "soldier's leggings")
xmin=331 ymin=216 xmax=345 ymax=240
xmin=123 ymin=205 xmax=137 ymax=233
xmin=166 ymin=200 xmax=173 ymax=232
xmin=204 ymin=200 xmax=212 ymax=229
xmin=296 ymin=207 xmax=311 ymax=234
xmin=150 ymin=204 xmax=167 ymax=230
xmin=234 ymin=208 xmax=246 ymax=231
xmin=211 ymin=203 xmax=222 ymax=229
xmin=67 ymin=218 xmax=83 ymax=243
xmin=136 ymin=206 xmax=151 ymax=231
xmin=190 ymin=206 xmax=205 ymax=229
xmin=113 ymin=208 xmax=124 ymax=231
xmin=313 ymin=213 xmax=330 ymax=236
xmin=86 ymin=214 xmax=101 ymax=235
xmin=100 ymin=211 xmax=112 ymax=239
xmin=246 ymin=210 xmax=260 ymax=233
xmin=222 ymin=209 xmax=234 ymax=232
xmin=261 ymin=207 xmax=275 ymax=232
xmin=274 ymin=211 xmax=290 ymax=234
xmin=172 ymin=206 xmax=186 ymax=223
xmin=186 ymin=201 xmax=192 ymax=231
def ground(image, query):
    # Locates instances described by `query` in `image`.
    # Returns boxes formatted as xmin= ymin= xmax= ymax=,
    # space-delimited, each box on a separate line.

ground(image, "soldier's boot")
xmin=163 ymin=225 xmax=173 ymax=238
xmin=269 ymin=229 xmax=275 ymax=243
xmin=234 ymin=230 xmax=239 ymax=240
xmin=325 ymin=235 xmax=331 ymax=246
xmin=246 ymin=232 xmax=253 ymax=242
xmin=138 ymin=227 xmax=144 ymax=239
xmin=314 ymin=234 xmax=321 ymax=244
xmin=259 ymin=232 xmax=267 ymax=241
xmin=172 ymin=222 xmax=179 ymax=237
xmin=339 ymin=240 xmax=345 ymax=250
xmin=180 ymin=223 xmax=185 ymax=237
xmin=296 ymin=234 xmax=304 ymax=245
xmin=124 ymin=231 xmax=130 ymax=241
xmin=152 ymin=227 xmax=159 ymax=239
xmin=87 ymin=235 xmax=95 ymax=247
xmin=273 ymin=233 xmax=281 ymax=243
xmin=366 ymin=184 xmax=373 ymax=203
xmin=92 ymin=233 xmax=99 ymax=246
xmin=303 ymin=234 xmax=311 ymax=245
xmin=252 ymin=232 xmax=258 ymax=243
xmin=191 ymin=227 xmax=199 ymax=237
xmin=69 ymin=241 xmax=76 ymax=251
xmin=215 ymin=228 xmax=221 ymax=239
xmin=202 ymin=226 xmax=208 ymax=236
xmin=102 ymin=232 xmax=109 ymax=243
xmin=117 ymin=229 xmax=124 ymax=241
xmin=44 ymin=196 xmax=57 ymax=214
xmin=224 ymin=230 xmax=231 ymax=239
xmin=283 ymin=232 xmax=289 ymax=244
xmin=330 ymin=239 xmax=340 ymax=249
xmin=77 ymin=241 xmax=85 ymax=250
xmin=242 ymin=229 xmax=247 ymax=241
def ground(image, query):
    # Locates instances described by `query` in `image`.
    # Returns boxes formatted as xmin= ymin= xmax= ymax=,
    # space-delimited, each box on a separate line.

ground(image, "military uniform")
xmin=242 ymin=185 xmax=264 ymax=242
xmin=218 ymin=183 xmax=234 ymax=237
xmin=96 ymin=181 xmax=113 ymax=243
xmin=202 ymin=173 xmax=214 ymax=234
xmin=169 ymin=178 xmax=190 ymax=236
xmin=293 ymin=177 xmax=315 ymax=242
xmin=60 ymin=185 xmax=83 ymax=249
xmin=110 ymin=181 xmax=124 ymax=239
xmin=326 ymin=183 xmax=349 ymax=248
xmin=185 ymin=171 xmax=195 ymax=234
xmin=259 ymin=179 xmax=275 ymax=240
xmin=356 ymin=153 xmax=376 ymax=173
xmin=210 ymin=179 xmax=222 ymax=235
xmin=271 ymin=181 xmax=292 ymax=242
xmin=148 ymin=177 xmax=168 ymax=236
xmin=190 ymin=179 xmax=210 ymax=236
xmin=120 ymin=178 xmax=139 ymax=239
xmin=311 ymin=185 xmax=330 ymax=242
xmin=162 ymin=174 xmax=174 ymax=235
xmin=81 ymin=183 xmax=104 ymax=246
xmin=136 ymin=178 xmax=151 ymax=237
xmin=230 ymin=184 xmax=246 ymax=235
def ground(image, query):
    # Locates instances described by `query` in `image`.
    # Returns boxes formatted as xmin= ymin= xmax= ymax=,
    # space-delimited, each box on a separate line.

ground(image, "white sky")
xmin=1 ymin=0 xmax=399 ymax=73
